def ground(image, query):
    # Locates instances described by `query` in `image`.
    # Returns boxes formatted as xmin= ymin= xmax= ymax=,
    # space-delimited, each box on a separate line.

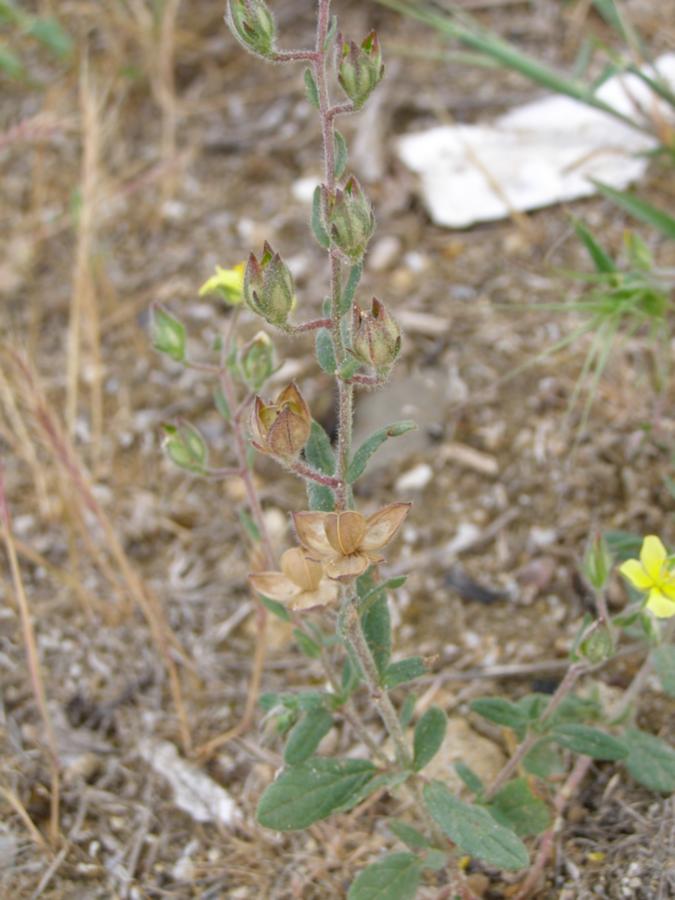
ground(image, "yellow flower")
xmin=198 ymin=263 xmax=245 ymax=305
xmin=250 ymin=547 xmax=339 ymax=611
xmin=619 ymin=535 xmax=675 ymax=619
xmin=293 ymin=503 xmax=411 ymax=581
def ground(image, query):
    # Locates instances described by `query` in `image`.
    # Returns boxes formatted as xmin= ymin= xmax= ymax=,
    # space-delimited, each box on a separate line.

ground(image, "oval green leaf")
xmin=284 ymin=708 xmax=333 ymax=765
xmin=348 ymin=853 xmax=421 ymax=900
xmin=423 ymin=781 xmax=529 ymax=871
xmin=552 ymin=724 xmax=628 ymax=760
xmin=413 ymin=706 xmax=447 ymax=771
xmin=257 ymin=758 xmax=376 ymax=831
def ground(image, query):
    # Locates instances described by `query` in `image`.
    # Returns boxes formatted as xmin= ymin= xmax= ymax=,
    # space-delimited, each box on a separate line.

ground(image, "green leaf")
xmin=0 ymin=44 xmax=24 ymax=79
xmin=292 ymin=628 xmax=322 ymax=659
xmin=213 ymin=385 xmax=231 ymax=422
xmin=652 ymin=645 xmax=675 ymax=697
xmin=323 ymin=13 xmax=338 ymax=51
xmin=399 ymin=693 xmax=417 ymax=729
xmin=339 ymin=262 xmax=363 ymax=316
xmin=423 ymin=781 xmax=529 ymax=871
xmin=470 ymin=698 xmax=528 ymax=732
xmin=151 ymin=304 xmax=186 ymax=362
xmin=260 ymin=596 xmax=291 ymax=622
xmin=28 ymin=16 xmax=73 ymax=58
xmin=238 ymin=509 xmax=261 ymax=543
xmin=361 ymin=595 xmax=391 ymax=677
xmin=316 ymin=328 xmax=337 ymax=374
xmin=454 ymin=761 xmax=484 ymax=796
xmin=572 ymin=219 xmax=617 ymax=274
xmin=523 ymin=739 xmax=565 ymax=778
xmin=602 ymin=529 xmax=643 ymax=562
xmin=623 ymin=728 xmax=675 ymax=793
xmin=383 ymin=656 xmax=427 ymax=689
xmin=256 ymin=758 xmax=376 ymax=830
xmin=358 ymin=575 xmax=408 ymax=616
xmin=421 ymin=848 xmax=447 ymax=871
xmin=591 ymin=180 xmax=675 ymax=239
xmin=388 ymin=819 xmax=432 ymax=850
xmin=347 ymin=421 xmax=417 ymax=483
xmin=413 ymin=707 xmax=447 ymax=771
xmin=305 ymin=420 xmax=335 ymax=474
xmin=548 ymin=693 xmax=602 ymax=726
xmin=348 ymin=853 xmax=421 ymax=900
xmin=486 ymin=778 xmax=550 ymax=837
xmin=334 ymin=129 xmax=349 ymax=180
xmin=283 ymin=708 xmax=334 ymax=765
xmin=303 ymin=67 xmax=319 ymax=109
xmin=307 ymin=481 xmax=335 ymax=512
xmin=311 ymin=185 xmax=330 ymax=249
xmin=334 ymin=771 xmax=409 ymax=814
xmin=552 ymin=724 xmax=628 ymax=760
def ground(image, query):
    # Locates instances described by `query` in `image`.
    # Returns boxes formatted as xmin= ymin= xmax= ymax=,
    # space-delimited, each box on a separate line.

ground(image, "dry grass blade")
xmin=66 ymin=56 xmax=106 ymax=466
xmin=0 ymin=467 xmax=61 ymax=848
xmin=6 ymin=350 xmax=194 ymax=754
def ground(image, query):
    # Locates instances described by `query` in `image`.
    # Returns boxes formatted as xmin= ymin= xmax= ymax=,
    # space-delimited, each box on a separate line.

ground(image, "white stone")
xmin=395 ymin=463 xmax=433 ymax=492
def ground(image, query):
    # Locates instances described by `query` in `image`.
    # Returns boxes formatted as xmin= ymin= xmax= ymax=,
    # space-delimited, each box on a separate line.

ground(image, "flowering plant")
xmin=151 ymin=2 xmax=675 ymax=895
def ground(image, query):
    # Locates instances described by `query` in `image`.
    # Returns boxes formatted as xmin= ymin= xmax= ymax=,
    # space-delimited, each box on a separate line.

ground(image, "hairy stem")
xmin=343 ymin=597 xmax=412 ymax=769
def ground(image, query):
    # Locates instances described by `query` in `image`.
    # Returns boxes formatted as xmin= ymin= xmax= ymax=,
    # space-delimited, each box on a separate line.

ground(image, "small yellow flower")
xmin=198 ymin=263 xmax=245 ymax=305
xmin=293 ymin=503 xmax=411 ymax=581
xmin=619 ymin=535 xmax=675 ymax=619
xmin=249 ymin=547 xmax=339 ymax=611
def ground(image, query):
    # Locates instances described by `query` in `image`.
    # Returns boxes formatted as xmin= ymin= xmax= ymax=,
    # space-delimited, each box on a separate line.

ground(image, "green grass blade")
xmin=572 ymin=220 xmax=617 ymax=274
xmin=591 ymin=181 xmax=675 ymax=239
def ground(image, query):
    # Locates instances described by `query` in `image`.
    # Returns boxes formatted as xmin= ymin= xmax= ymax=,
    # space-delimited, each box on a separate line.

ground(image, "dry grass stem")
xmin=0 ymin=468 xmax=61 ymax=848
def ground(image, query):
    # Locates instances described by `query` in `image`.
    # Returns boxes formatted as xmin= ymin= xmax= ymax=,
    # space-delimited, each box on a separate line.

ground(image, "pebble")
xmin=369 ymin=235 xmax=402 ymax=271
xmin=395 ymin=463 xmax=433 ymax=492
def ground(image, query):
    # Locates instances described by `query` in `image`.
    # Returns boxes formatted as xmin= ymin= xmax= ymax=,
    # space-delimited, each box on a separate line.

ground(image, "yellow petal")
xmin=249 ymin=571 xmax=301 ymax=603
xmin=293 ymin=512 xmax=333 ymax=557
xmin=362 ymin=502 xmax=411 ymax=551
xmin=325 ymin=511 xmax=367 ymax=556
xmin=619 ymin=559 xmax=653 ymax=591
xmin=324 ymin=552 xmax=370 ymax=581
xmin=198 ymin=264 xmax=245 ymax=304
xmin=646 ymin=587 xmax=675 ymax=619
xmin=640 ymin=535 xmax=667 ymax=582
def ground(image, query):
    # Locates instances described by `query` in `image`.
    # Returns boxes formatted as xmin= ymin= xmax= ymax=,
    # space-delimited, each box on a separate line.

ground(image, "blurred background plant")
xmin=0 ymin=0 xmax=73 ymax=82
xmin=378 ymin=0 xmax=675 ymax=424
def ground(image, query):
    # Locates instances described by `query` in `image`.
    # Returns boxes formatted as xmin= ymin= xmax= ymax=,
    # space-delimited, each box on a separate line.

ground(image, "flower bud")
xmin=162 ymin=421 xmax=208 ymax=474
xmin=239 ymin=331 xmax=276 ymax=391
xmin=337 ymin=31 xmax=384 ymax=109
xmin=583 ymin=534 xmax=613 ymax=591
xmin=580 ymin=625 xmax=614 ymax=664
xmin=151 ymin=304 xmax=186 ymax=363
xmin=251 ymin=383 xmax=311 ymax=458
xmin=227 ymin=0 xmax=277 ymax=59
xmin=353 ymin=298 xmax=401 ymax=373
xmin=328 ymin=177 xmax=375 ymax=261
xmin=244 ymin=242 xmax=296 ymax=326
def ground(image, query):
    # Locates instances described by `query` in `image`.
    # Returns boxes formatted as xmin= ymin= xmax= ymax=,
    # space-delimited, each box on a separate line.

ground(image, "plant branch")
xmin=484 ymin=661 xmax=589 ymax=801
xmin=343 ymin=597 xmax=412 ymax=769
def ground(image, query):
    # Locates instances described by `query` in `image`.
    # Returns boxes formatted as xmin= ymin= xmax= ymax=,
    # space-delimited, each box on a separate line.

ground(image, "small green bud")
xmin=328 ymin=176 xmax=375 ymax=261
xmin=580 ymin=625 xmax=614 ymax=664
xmin=151 ymin=304 xmax=186 ymax=363
xmin=227 ymin=0 xmax=276 ymax=58
xmin=162 ymin=421 xmax=208 ymax=474
xmin=583 ymin=534 xmax=613 ymax=591
xmin=239 ymin=331 xmax=276 ymax=391
xmin=337 ymin=30 xmax=384 ymax=109
xmin=353 ymin=298 xmax=401 ymax=373
xmin=244 ymin=242 xmax=296 ymax=327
